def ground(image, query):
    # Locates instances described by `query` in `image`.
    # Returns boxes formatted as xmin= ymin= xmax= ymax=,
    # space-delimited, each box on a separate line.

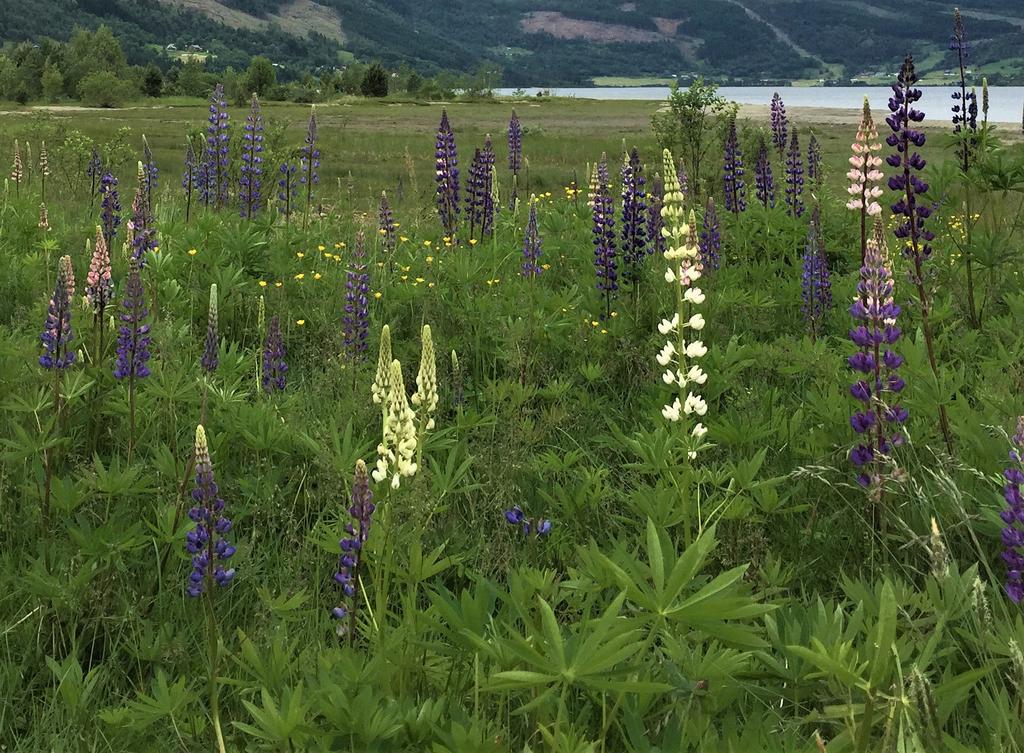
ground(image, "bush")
xmin=360 ymin=63 xmax=388 ymax=98
xmin=78 ymin=71 xmax=130 ymax=108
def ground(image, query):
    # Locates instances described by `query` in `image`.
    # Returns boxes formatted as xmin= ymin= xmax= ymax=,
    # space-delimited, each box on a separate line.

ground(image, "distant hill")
xmin=2 ymin=0 xmax=1023 ymax=85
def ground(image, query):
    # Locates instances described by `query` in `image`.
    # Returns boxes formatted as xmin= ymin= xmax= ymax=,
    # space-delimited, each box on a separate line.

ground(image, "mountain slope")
xmin=2 ymin=0 xmax=1023 ymax=85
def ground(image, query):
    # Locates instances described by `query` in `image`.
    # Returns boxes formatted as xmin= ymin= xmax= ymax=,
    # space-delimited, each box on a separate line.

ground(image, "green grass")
xmin=1 ymin=95 xmax=1023 ymax=752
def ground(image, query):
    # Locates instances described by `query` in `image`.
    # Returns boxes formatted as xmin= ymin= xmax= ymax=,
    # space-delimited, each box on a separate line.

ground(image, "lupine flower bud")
xmin=38 ymin=203 xmax=50 ymax=231
xmin=451 ymin=349 xmax=464 ymax=407
xmin=412 ymin=324 xmax=438 ymax=431
xmin=201 ymin=283 xmax=218 ymax=373
xmin=11 ymin=139 xmax=23 ymax=193
xmin=185 ymin=425 xmax=236 ymax=596
xmin=807 ymin=134 xmax=822 ymax=188
xmin=371 ymin=324 xmax=392 ymax=405
xmin=58 ymin=255 xmax=75 ymax=301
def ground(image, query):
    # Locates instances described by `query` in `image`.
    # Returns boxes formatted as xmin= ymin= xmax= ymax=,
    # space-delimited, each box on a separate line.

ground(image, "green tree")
xmin=174 ymin=60 xmax=209 ymax=98
xmin=141 ymin=64 xmax=163 ymax=98
xmin=652 ymin=78 xmax=734 ymax=202
xmin=245 ymin=56 xmax=277 ymax=97
xmin=78 ymin=70 xmax=130 ymax=108
xmin=62 ymin=25 xmax=127 ymax=97
xmin=360 ymin=63 xmax=388 ymax=98
xmin=41 ymin=59 xmax=64 ymax=102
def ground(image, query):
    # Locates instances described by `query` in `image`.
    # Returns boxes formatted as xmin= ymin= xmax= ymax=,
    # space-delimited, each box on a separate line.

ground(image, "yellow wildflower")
xmin=188 ymin=248 xmax=198 ymax=256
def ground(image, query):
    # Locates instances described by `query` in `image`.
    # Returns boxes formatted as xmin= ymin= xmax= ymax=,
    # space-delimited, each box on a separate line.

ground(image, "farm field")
xmin=1 ymin=79 xmax=1024 ymax=753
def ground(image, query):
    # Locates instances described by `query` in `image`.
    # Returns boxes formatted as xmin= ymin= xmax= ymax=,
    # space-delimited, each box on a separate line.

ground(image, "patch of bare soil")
xmin=521 ymin=11 xmax=663 ymax=44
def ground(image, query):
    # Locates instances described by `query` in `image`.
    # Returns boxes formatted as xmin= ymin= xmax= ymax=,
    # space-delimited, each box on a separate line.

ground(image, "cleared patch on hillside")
xmin=521 ymin=11 xmax=664 ymax=44
xmin=157 ymin=0 xmax=344 ymax=41
xmin=652 ymin=17 xmax=683 ymax=35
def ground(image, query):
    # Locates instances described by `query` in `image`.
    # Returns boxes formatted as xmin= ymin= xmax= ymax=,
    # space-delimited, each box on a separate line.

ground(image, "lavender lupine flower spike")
xmin=620 ymin=147 xmax=648 ymax=292
xmin=754 ymin=139 xmax=775 ymax=209
xmin=185 ymin=425 xmax=236 ymax=597
xmin=239 ymin=94 xmax=265 ymax=219
xmin=801 ymin=204 xmax=832 ymax=339
xmin=332 ymin=459 xmax=375 ymax=620
xmin=204 ymin=84 xmax=230 ymax=208
xmin=1001 ymin=417 xmax=1024 ymax=603
xmin=770 ymin=92 xmax=788 ymax=157
xmin=676 ymin=160 xmax=689 ymax=204
xmin=849 ymin=238 xmax=907 ymax=488
xmin=784 ymin=129 xmax=804 ymax=218
xmin=699 ymin=196 xmax=720 ymax=272
xmin=262 ymin=314 xmax=287 ymax=393
xmin=201 ymin=284 xmax=218 ymax=373
xmin=521 ymin=196 xmax=543 ymax=279
xmin=113 ymin=258 xmax=152 ymax=380
xmin=723 ymin=119 xmax=746 ymax=214
xmin=378 ymin=191 xmax=397 ymax=272
xmin=99 ymin=172 xmax=121 ymax=248
xmin=592 ymin=155 xmax=618 ymax=319
xmin=508 ymin=110 xmax=522 ymax=209
xmin=466 ymin=147 xmax=486 ymax=240
xmin=435 ymin=109 xmax=460 ymax=238
xmin=343 ymin=232 xmax=370 ymax=363
xmin=277 ymin=161 xmax=298 ymax=223
xmin=480 ymin=135 xmax=495 ymax=236
xmin=40 ymin=261 xmax=75 ymax=370
xmin=129 ymin=166 xmax=157 ymax=265
xmin=300 ymin=106 xmax=320 ymax=229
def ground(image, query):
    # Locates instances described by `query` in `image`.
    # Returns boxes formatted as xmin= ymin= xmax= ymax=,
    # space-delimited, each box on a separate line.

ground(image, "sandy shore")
xmin=738 ymin=103 xmax=1021 ymax=132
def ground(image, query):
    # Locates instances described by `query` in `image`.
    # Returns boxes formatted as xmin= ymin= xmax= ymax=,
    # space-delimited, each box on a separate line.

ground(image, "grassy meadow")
xmin=1 ymin=92 xmax=1024 ymax=752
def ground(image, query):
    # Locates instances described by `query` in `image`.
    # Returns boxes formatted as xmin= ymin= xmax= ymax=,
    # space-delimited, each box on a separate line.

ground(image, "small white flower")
xmin=656 ymin=342 xmax=675 ymax=366
xmin=692 ymin=422 xmax=708 ymax=438
xmin=687 ymin=450 xmax=697 ymax=460
xmin=684 ymin=393 xmax=708 ymax=416
xmin=664 ymin=267 xmax=676 ymax=283
xmin=687 ymin=313 xmax=705 ymax=330
xmin=661 ymin=397 xmax=681 ymax=422
xmin=658 ymin=313 xmax=679 ymax=335
xmin=684 ymin=287 xmax=705 ymax=304
xmin=685 ymin=341 xmax=707 ymax=358
xmin=662 ymin=369 xmax=676 ymax=384
xmin=686 ymin=364 xmax=707 ymax=384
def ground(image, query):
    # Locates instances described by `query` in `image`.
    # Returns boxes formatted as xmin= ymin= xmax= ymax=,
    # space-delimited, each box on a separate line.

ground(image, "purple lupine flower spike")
xmin=87 ymin=146 xmax=103 ymax=198
xmin=466 ymin=147 xmax=486 ymax=240
xmin=1001 ymin=417 xmax=1024 ymax=603
xmin=676 ymin=160 xmax=689 ymax=204
xmin=129 ymin=179 xmax=157 ymax=265
xmin=378 ymin=191 xmax=397 ymax=272
xmin=185 ymin=425 xmax=236 ymax=597
xmin=262 ymin=314 xmax=287 ymax=393
xmin=699 ymin=196 xmax=720 ymax=272
xmin=592 ymin=155 xmax=617 ymax=319
xmin=801 ymin=204 xmax=832 ymax=339
xmin=99 ymin=172 xmax=121 ymax=248
xmin=40 ymin=262 xmax=75 ymax=370
xmin=521 ymin=197 xmax=543 ymax=279
xmin=647 ymin=174 xmax=666 ymax=257
xmin=770 ymin=92 xmax=788 ymax=157
xmin=332 ymin=459 xmax=375 ymax=620
xmin=239 ymin=94 xmax=265 ymax=219
xmin=723 ymin=119 xmax=746 ymax=214
xmin=620 ymin=147 xmax=648 ymax=291
xmin=201 ymin=284 xmax=218 ymax=373
xmin=807 ymin=133 xmax=822 ymax=188
xmin=754 ymin=139 xmax=775 ymax=209
xmin=113 ymin=258 xmax=152 ymax=380
xmin=277 ymin=161 xmax=298 ymax=222
xmin=300 ymin=106 xmax=320 ymax=228
xmin=480 ymin=134 xmax=495 ymax=236
xmin=142 ymin=136 xmax=158 ymax=215
xmin=784 ymin=129 xmax=804 ymax=217
xmin=848 ymin=238 xmax=907 ymax=488
xmin=435 ymin=109 xmax=460 ymax=238
xmin=950 ymin=8 xmax=977 ymax=171
xmin=343 ymin=231 xmax=370 ymax=363
xmin=508 ymin=110 xmax=522 ymax=175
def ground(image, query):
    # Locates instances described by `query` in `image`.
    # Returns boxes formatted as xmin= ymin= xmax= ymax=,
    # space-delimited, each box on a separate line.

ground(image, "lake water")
xmin=497 ymin=86 xmax=1024 ymax=125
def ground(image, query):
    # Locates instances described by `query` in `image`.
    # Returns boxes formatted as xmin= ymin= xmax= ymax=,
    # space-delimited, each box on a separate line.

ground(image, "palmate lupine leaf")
xmin=488 ymin=592 xmax=668 ymax=697
xmin=591 ymin=519 xmax=771 ymax=648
